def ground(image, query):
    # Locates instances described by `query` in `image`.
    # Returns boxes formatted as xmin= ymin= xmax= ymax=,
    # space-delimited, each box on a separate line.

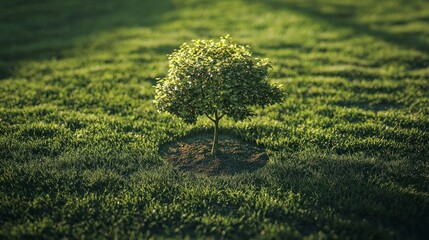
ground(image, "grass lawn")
xmin=1 ymin=0 xmax=428 ymax=239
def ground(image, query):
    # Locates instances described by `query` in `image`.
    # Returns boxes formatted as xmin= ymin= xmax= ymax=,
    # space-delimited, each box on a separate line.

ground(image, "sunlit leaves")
xmin=154 ymin=35 xmax=284 ymax=124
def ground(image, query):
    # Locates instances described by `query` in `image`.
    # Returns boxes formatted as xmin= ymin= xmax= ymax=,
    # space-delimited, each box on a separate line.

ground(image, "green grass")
xmin=1 ymin=0 xmax=428 ymax=239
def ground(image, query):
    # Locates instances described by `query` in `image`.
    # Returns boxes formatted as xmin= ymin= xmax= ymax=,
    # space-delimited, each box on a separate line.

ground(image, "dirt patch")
xmin=160 ymin=133 xmax=269 ymax=176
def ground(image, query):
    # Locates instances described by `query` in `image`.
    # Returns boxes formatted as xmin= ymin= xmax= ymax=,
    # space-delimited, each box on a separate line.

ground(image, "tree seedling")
xmin=154 ymin=35 xmax=283 ymax=154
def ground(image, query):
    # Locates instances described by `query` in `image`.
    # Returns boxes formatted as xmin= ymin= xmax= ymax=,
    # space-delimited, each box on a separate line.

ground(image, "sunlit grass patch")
xmin=0 ymin=0 xmax=428 ymax=238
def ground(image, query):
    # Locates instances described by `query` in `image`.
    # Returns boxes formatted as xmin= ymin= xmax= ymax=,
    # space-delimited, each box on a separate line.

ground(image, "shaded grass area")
xmin=0 ymin=0 xmax=428 ymax=239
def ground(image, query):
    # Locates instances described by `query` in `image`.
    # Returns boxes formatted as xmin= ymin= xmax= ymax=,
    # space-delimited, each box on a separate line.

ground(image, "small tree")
xmin=154 ymin=35 xmax=284 ymax=154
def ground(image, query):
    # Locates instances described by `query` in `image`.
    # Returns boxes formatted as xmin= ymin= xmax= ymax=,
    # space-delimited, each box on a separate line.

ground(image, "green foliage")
xmin=154 ymin=35 xmax=283 ymax=124
xmin=0 ymin=0 xmax=429 ymax=239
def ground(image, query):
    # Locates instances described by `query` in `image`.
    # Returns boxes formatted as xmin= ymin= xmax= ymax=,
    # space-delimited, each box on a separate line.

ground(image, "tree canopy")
xmin=154 ymin=35 xmax=284 ymax=154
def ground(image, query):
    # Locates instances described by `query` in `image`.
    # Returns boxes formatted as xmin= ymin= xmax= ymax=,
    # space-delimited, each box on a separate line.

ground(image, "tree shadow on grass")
xmin=260 ymin=151 xmax=429 ymax=238
xmin=0 ymin=0 xmax=174 ymax=70
xmin=246 ymin=0 xmax=429 ymax=55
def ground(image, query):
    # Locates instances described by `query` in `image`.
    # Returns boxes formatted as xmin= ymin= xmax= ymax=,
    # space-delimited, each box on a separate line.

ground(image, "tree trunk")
xmin=211 ymin=113 xmax=220 ymax=155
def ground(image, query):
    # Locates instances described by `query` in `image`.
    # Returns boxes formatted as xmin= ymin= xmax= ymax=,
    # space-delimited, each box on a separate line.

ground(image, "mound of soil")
xmin=160 ymin=133 xmax=269 ymax=176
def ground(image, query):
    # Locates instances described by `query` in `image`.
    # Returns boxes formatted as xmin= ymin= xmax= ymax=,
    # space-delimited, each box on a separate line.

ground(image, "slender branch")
xmin=218 ymin=113 xmax=226 ymax=120
xmin=205 ymin=113 xmax=215 ymax=122
xmin=215 ymin=111 xmax=218 ymax=121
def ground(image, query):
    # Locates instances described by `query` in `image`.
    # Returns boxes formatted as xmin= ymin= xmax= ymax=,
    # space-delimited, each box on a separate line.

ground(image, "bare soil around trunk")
xmin=160 ymin=133 xmax=269 ymax=176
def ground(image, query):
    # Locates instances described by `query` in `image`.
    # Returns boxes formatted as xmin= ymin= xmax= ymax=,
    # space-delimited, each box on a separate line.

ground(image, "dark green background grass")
xmin=1 ymin=0 xmax=428 ymax=239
